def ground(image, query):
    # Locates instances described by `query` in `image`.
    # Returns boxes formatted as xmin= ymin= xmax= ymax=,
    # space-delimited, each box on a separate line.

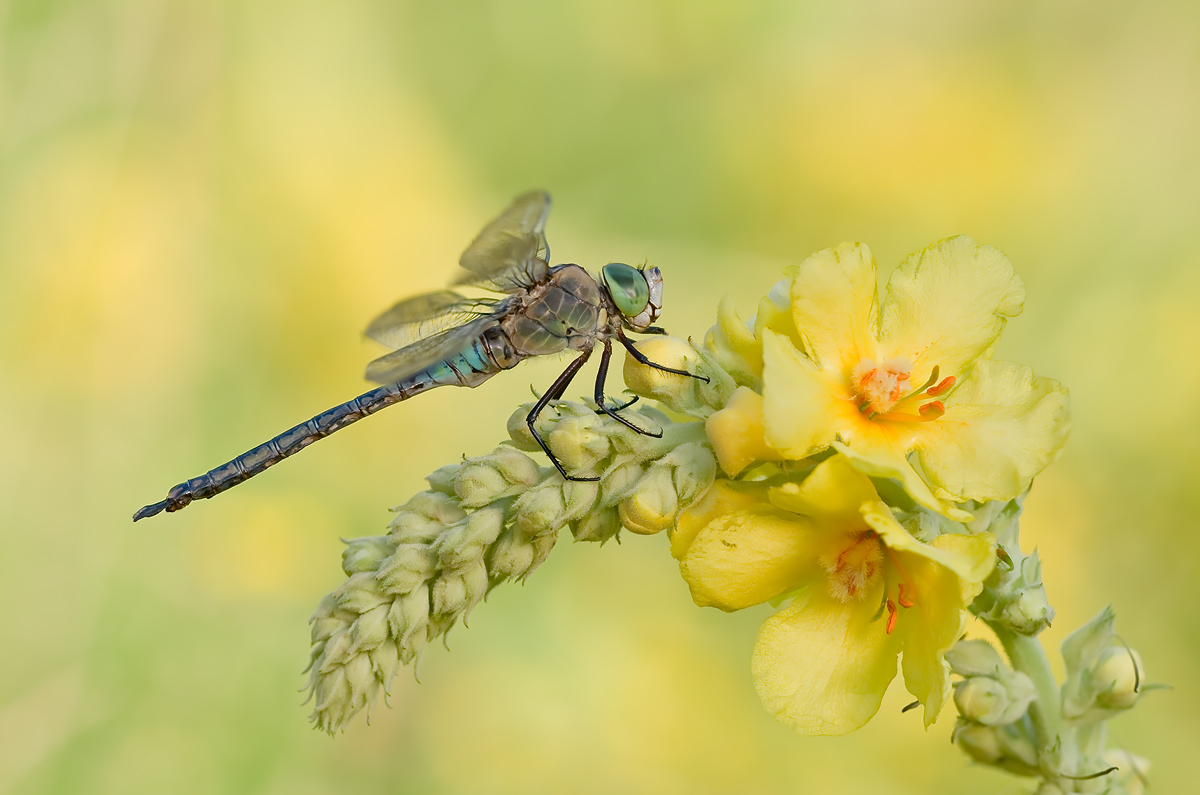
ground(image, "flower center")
xmin=852 ymin=360 xmax=955 ymax=422
xmin=819 ymin=531 xmax=884 ymax=602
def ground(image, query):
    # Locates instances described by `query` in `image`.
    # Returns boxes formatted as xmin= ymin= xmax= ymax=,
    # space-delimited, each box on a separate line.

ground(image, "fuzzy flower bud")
xmin=342 ymin=535 xmax=396 ymax=575
xmin=572 ymin=507 xmax=621 ymax=543
xmin=388 ymin=491 xmax=467 ymax=543
xmin=619 ymin=464 xmax=678 ymax=535
xmin=1093 ymin=646 xmax=1143 ymax=710
xmin=548 ymin=413 xmax=611 ymax=472
xmin=1001 ymin=585 xmax=1055 ymax=636
xmin=622 ymin=336 xmax=706 ymax=412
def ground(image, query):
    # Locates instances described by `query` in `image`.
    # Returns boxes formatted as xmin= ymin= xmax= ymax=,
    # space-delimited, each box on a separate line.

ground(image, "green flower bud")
xmin=548 ymin=413 xmax=611 ymax=472
xmin=335 ymin=573 xmax=391 ymax=614
xmin=342 ymin=536 xmax=396 ymax=575
xmin=953 ymin=721 xmax=1004 ymax=764
xmin=431 ymin=508 xmax=504 ymax=570
xmin=487 ymin=526 xmax=536 ymax=584
xmin=367 ymin=639 xmax=400 ymax=691
xmin=600 ymin=458 xmax=645 ymax=506
xmin=573 ymin=507 xmax=621 ymax=543
xmin=515 ymin=483 xmax=566 ymax=538
xmin=348 ymin=603 xmax=390 ymax=654
xmin=425 ymin=464 xmax=460 ymax=495
xmin=460 ymin=560 xmax=489 ymax=621
xmin=506 ymin=405 xmax=542 ymax=451
xmin=1093 ymin=646 xmax=1142 ymax=710
xmin=561 ymin=479 xmax=600 ymax=522
xmin=1001 ymin=585 xmax=1055 ymax=636
xmin=668 ymin=442 xmax=717 ymax=504
xmin=432 ymin=572 xmax=469 ymax=619
xmin=619 ymin=465 xmax=678 ymax=535
xmin=946 ymin=639 xmax=1007 ymax=678
xmin=454 ymin=463 xmax=510 ymax=508
xmin=389 ymin=584 xmax=430 ymax=663
xmin=622 ymin=336 xmax=705 ymax=413
xmin=375 ymin=544 xmax=437 ymax=594
xmin=388 ymin=492 xmax=467 ymax=543
xmin=954 ymin=674 xmax=1035 ymax=727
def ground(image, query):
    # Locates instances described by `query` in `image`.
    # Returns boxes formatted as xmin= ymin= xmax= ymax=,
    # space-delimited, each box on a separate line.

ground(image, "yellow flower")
xmin=705 ymin=236 xmax=1070 ymax=520
xmin=673 ymin=456 xmax=995 ymax=735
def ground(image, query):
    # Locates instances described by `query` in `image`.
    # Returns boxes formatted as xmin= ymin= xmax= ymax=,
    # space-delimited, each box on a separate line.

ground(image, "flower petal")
xmin=704 ymin=294 xmax=763 ymax=388
xmin=768 ymin=455 xmax=878 ymax=526
xmin=860 ymin=500 xmax=996 ymax=584
xmin=879 ymin=236 xmax=1024 ymax=378
xmin=895 ymin=534 xmax=995 ymax=727
xmin=705 ymin=387 xmax=784 ymax=477
xmin=752 ymin=582 xmax=901 ymax=735
xmin=790 ymin=242 xmax=880 ymax=374
xmin=913 ymin=359 xmax=1071 ymax=503
xmin=832 ymin=434 xmax=974 ymax=523
xmin=675 ymin=481 xmax=821 ymax=611
xmin=761 ymin=330 xmax=844 ymax=458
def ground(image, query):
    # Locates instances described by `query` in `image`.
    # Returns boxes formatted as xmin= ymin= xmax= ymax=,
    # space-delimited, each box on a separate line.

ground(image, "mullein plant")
xmin=306 ymin=236 xmax=1154 ymax=794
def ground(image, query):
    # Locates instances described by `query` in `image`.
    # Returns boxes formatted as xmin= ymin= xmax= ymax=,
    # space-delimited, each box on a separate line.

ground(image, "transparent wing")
xmin=364 ymin=314 xmax=503 ymax=384
xmin=364 ymin=290 xmax=504 ymax=351
xmin=455 ymin=191 xmax=552 ymax=293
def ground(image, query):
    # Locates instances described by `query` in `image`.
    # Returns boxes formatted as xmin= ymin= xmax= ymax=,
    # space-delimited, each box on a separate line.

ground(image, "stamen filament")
xmin=885 ymin=599 xmax=898 ymax=634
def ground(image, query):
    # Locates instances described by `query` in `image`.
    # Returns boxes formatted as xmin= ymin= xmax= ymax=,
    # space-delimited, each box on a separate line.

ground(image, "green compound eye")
xmin=601 ymin=262 xmax=650 ymax=319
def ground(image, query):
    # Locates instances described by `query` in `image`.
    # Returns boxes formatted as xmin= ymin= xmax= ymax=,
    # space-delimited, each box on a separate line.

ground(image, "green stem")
xmin=986 ymin=621 xmax=1062 ymax=751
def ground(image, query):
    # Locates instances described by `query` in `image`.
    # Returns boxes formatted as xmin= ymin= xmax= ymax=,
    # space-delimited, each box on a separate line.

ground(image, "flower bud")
xmin=454 ymin=463 xmax=510 ymax=508
xmin=954 ymin=677 xmax=1010 ymax=725
xmin=622 ymin=336 xmax=704 ymax=412
xmin=506 ymin=404 xmax=542 ymax=451
xmin=375 ymin=543 xmax=437 ymax=594
xmin=946 ymin=639 xmax=1007 ymax=678
xmin=1093 ymin=646 xmax=1143 ymax=710
xmin=367 ymin=639 xmax=400 ymax=690
xmin=573 ymin=507 xmax=621 ymax=543
xmin=342 ymin=536 xmax=396 ymax=575
xmin=600 ymin=459 xmax=644 ymax=506
xmin=669 ymin=442 xmax=717 ymax=504
xmin=388 ymin=492 xmax=467 ymax=543
xmin=953 ymin=722 xmax=1004 ymax=764
xmin=335 ymin=573 xmax=390 ymax=614
xmin=561 ymin=479 xmax=600 ymax=522
xmin=515 ymin=483 xmax=566 ymax=538
xmin=348 ymin=603 xmax=390 ymax=653
xmin=389 ymin=584 xmax=430 ymax=662
xmin=432 ymin=572 xmax=469 ymax=619
xmin=460 ymin=560 xmax=490 ymax=621
xmin=548 ymin=413 xmax=610 ymax=472
xmin=619 ymin=465 xmax=678 ymax=534
xmin=1001 ymin=585 xmax=1055 ymax=636
xmin=487 ymin=526 xmax=535 ymax=583
xmin=431 ymin=508 xmax=504 ymax=570
xmin=425 ymin=464 xmax=460 ymax=495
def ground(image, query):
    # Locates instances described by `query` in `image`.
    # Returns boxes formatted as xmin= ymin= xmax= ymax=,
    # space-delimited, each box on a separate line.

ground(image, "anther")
xmin=886 ymin=599 xmax=898 ymax=634
xmin=918 ymin=400 xmax=945 ymax=418
xmin=926 ymin=376 xmax=956 ymax=396
xmin=898 ymin=583 xmax=915 ymax=609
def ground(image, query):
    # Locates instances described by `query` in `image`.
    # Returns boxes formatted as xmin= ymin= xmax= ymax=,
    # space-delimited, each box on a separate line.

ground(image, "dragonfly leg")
xmin=596 ymin=394 xmax=639 ymax=413
xmin=527 ymin=348 xmax=600 ymax=482
xmin=594 ymin=340 xmax=662 ymax=438
xmin=618 ymin=329 xmax=711 ymax=383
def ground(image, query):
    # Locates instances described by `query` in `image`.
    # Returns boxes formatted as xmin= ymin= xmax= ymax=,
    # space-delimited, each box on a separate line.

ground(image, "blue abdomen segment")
xmin=132 ymin=336 xmax=513 ymax=521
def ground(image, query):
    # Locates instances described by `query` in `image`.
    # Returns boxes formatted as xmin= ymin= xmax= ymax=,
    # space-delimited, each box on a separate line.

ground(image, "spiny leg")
xmin=597 ymin=394 xmax=639 ymax=413
xmin=593 ymin=340 xmax=662 ymax=437
xmin=527 ymin=348 xmax=599 ymax=482
xmin=617 ymin=328 xmax=711 ymax=383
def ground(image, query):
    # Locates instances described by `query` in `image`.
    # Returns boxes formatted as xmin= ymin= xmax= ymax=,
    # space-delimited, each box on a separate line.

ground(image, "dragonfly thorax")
xmin=502 ymin=264 xmax=604 ymax=356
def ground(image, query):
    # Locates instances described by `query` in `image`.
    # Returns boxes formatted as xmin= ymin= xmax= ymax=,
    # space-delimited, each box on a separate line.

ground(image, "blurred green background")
xmin=1 ymin=1 xmax=1197 ymax=792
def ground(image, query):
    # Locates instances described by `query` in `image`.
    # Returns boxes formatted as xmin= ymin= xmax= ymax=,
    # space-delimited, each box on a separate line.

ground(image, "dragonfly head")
xmin=602 ymin=262 xmax=662 ymax=332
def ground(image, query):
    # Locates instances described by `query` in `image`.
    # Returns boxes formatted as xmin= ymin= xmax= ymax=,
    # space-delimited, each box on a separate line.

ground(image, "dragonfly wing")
xmin=364 ymin=314 xmax=504 ymax=385
xmin=364 ymin=290 xmax=504 ymax=350
xmin=455 ymin=191 xmax=551 ymax=293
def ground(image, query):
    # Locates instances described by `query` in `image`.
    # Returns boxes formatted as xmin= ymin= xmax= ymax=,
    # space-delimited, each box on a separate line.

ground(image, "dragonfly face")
xmin=134 ymin=192 xmax=706 ymax=520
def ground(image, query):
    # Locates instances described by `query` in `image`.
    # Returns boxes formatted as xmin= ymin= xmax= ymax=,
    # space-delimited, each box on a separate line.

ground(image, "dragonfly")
xmin=134 ymin=191 xmax=707 ymax=521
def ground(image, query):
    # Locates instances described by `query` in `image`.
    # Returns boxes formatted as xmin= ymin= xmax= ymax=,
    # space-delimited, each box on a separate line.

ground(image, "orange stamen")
xmin=885 ymin=599 xmax=898 ymax=634
xmin=926 ymin=376 xmax=956 ymax=396
xmin=918 ymin=400 xmax=945 ymax=418
xmin=898 ymin=583 xmax=916 ymax=608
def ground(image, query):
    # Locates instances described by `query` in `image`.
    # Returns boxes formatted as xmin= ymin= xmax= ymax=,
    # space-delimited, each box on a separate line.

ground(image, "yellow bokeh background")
xmin=2 ymin=1 xmax=1198 ymax=792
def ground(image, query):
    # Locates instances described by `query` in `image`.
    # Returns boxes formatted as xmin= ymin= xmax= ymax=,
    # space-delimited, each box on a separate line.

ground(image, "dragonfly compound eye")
xmin=602 ymin=262 xmax=651 ymax=320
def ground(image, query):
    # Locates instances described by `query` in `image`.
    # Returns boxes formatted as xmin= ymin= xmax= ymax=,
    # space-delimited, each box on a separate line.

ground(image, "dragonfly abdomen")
xmin=131 ymin=337 xmax=519 ymax=522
